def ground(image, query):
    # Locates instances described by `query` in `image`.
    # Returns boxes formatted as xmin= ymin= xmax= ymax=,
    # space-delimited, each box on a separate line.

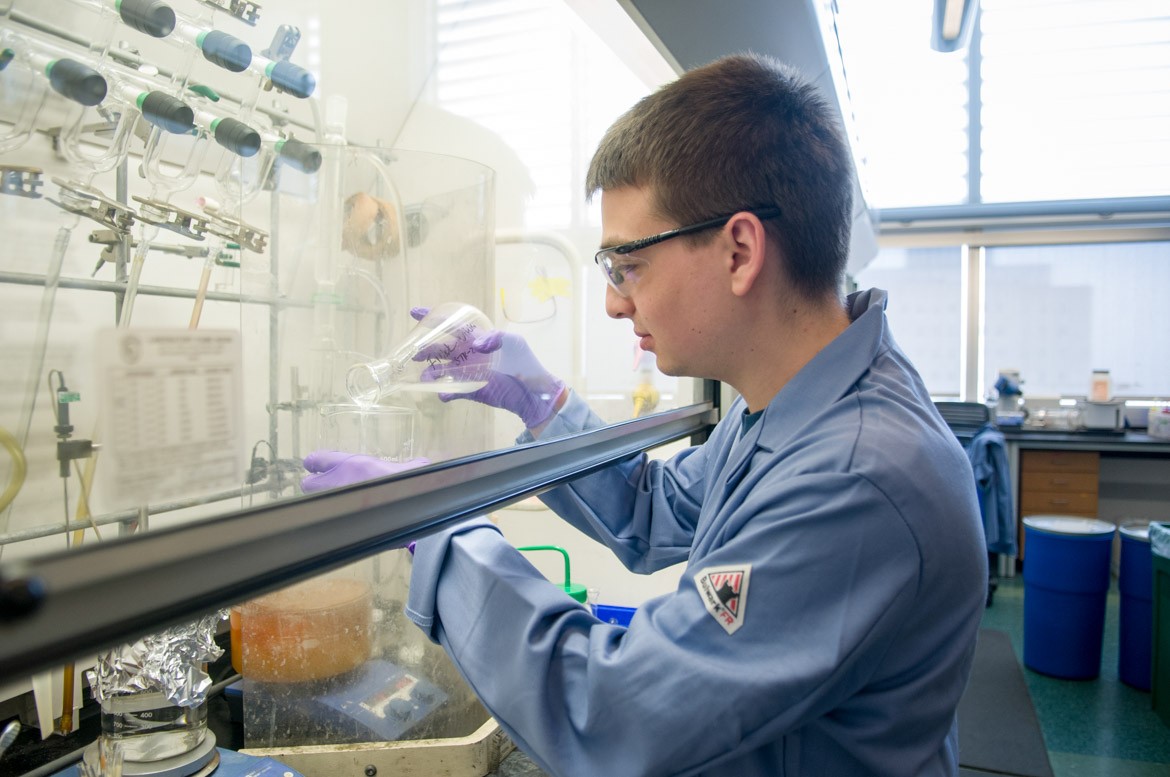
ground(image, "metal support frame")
xmin=958 ymin=245 xmax=984 ymax=402
xmin=966 ymin=16 xmax=982 ymax=207
xmin=0 ymin=270 xmax=363 ymax=312
xmin=0 ymin=479 xmax=293 ymax=546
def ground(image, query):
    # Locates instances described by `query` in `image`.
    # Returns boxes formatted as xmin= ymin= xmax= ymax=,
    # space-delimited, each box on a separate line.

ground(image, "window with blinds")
xmin=980 ymin=0 xmax=1170 ymax=203
xmin=831 ymin=0 xmax=971 ymax=209
xmin=831 ymin=0 xmax=1169 ymax=209
xmin=434 ymin=0 xmax=648 ymax=230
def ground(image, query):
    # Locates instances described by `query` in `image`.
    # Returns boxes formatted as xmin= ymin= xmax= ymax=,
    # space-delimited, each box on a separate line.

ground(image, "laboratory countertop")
xmin=999 ymin=428 xmax=1170 ymax=453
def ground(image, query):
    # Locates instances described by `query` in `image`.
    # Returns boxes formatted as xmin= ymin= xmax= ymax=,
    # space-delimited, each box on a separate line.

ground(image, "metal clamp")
xmin=88 ymin=229 xmax=216 ymax=259
xmin=204 ymin=211 xmax=269 ymax=254
xmin=49 ymin=178 xmax=136 ymax=232
xmin=0 ymin=166 xmax=44 ymax=199
xmin=133 ymin=196 xmax=210 ymax=241
xmin=88 ymin=229 xmax=232 ymax=276
xmin=199 ymin=0 xmax=262 ymax=25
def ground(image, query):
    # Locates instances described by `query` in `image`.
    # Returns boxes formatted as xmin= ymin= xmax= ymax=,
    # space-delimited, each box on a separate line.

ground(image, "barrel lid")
xmin=1024 ymin=515 xmax=1115 ymax=536
xmin=1120 ymin=522 xmax=1151 ymax=542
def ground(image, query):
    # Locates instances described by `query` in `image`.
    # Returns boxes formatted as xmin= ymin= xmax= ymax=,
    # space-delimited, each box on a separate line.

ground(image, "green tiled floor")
xmin=981 ymin=575 xmax=1170 ymax=775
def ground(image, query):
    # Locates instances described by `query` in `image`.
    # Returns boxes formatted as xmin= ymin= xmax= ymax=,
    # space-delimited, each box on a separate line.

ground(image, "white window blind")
xmin=832 ymin=0 xmax=971 ymax=209
xmin=831 ymin=0 xmax=1169 ymax=209
xmin=434 ymin=0 xmax=647 ymax=230
xmin=980 ymin=0 xmax=1170 ymax=202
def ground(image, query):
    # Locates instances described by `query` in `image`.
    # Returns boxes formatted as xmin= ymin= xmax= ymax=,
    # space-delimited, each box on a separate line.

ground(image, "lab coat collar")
xmin=736 ymin=288 xmax=889 ymax=457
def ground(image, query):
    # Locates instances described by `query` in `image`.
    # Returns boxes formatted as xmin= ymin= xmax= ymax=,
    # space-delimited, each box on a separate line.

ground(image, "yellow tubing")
xmin=189 ymin=257 xmax=213 ymax=329
xmin=69 ymin=449 xmax=100 ymax=548
xmin=0 ymin=426 xmax=27 ymax=513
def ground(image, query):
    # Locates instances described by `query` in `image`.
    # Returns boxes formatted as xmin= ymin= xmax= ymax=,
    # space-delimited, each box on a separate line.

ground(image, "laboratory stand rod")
xmin=115 ymin=159 xmax=129 ymax=323
xmin=267 ymin=165 xmax=281 ymax=494
xmin=0 ymin=480 xmax=288 ymax=546
xmin=0 ymin=271 xmax=357 ymax=312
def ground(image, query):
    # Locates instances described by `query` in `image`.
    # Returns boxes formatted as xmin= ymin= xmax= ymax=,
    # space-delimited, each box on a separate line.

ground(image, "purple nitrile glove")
xmin=409 ymin=307 xmax=565 ymax=429
xmin=301 ymin=450 xmax=430 ymax=493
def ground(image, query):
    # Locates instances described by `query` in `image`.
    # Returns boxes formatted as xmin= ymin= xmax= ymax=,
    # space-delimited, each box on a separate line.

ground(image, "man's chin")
xmin=655 ymin=360 xmax=686 ymax=378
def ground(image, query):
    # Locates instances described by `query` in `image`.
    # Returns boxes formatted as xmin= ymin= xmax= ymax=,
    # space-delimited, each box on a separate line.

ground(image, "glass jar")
xmin=1090 ymin=369 xmax=1111 ymax=402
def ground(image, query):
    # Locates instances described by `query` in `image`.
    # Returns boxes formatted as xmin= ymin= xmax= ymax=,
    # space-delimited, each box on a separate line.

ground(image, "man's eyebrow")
xmin=598 ymin=236 xmax=630 ymax=251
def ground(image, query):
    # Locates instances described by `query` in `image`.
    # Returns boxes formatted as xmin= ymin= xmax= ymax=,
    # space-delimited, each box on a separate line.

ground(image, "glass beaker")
xmin=319 ymin=403 xmax=414 ymax=461
xmin=345 ymin=302 xmax=496 ymax=405
xmin=99 ymin=692 xmax=207 ymax=763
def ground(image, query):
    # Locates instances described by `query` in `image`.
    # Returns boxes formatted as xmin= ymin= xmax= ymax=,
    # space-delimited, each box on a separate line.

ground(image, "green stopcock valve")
xmin=517 ymin=545 xmax=589 ymax=603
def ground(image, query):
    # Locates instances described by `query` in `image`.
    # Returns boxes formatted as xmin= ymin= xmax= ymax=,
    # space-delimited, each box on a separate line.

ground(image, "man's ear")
xmin=726 ymin=212 xmax=769 ymax=297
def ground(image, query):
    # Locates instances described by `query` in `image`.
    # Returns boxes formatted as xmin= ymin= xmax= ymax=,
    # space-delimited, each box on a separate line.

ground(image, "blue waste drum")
xmin=1119 ymin=522 xmax=1153 ymax=690
xmin=1023 ymin=516 xmax=1116 ymax=679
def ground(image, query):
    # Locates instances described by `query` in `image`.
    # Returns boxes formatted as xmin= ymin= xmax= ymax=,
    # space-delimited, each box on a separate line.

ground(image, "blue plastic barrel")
xmin=1023 ymin=516 xmax=1116 ymax=679
xmin=1119 ymin=522 xmax=1153 ymax=690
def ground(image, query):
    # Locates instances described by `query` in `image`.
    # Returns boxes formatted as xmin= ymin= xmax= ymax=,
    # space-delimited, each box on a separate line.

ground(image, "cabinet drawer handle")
xmin=1051 ymin=478 xmax=1069 ymax=486
xmin=1050 ymin=498 xmax=1070 ymax=505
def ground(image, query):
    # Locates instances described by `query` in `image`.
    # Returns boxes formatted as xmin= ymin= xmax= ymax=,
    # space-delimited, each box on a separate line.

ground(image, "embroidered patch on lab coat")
xmin=694 ymin=565 xmax=751 ymax=635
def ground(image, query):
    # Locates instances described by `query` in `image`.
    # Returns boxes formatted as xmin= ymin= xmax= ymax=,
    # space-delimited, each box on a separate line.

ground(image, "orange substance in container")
xmin=230 ymin=578 xmax=372 ymax=683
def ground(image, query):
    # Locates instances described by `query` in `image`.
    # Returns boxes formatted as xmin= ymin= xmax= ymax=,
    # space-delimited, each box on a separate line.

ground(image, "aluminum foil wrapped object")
xmin=87 ymin=611 xmax=228 ymax=707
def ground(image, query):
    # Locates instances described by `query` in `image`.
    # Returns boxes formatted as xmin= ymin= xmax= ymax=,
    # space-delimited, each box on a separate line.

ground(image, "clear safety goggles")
xmin=594 ymin=206 xmax=781 ymax=297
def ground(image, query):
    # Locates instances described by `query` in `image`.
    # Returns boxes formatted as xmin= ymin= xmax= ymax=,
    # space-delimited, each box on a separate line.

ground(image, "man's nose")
xmin=604 ymin=283 xmax=633 ymax=319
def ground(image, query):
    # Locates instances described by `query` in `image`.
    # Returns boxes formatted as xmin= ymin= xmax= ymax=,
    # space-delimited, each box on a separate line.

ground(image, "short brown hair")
xmin=586 ymin=53 xmax=854 ymax=299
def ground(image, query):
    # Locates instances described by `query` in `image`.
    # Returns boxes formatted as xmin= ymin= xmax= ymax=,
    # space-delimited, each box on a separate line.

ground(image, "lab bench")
xmin=1002 ymin=430 xmax=1170 ymax=565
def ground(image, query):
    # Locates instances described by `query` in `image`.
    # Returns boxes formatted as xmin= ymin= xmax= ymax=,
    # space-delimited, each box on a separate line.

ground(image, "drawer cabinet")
xmin=1020 ymin=489 xmax=1100 ymax=515
xmin=1017 ymin=450 xmax=1100 ymax=559
xmin=1020 ymin=450 xmax=1101 ymax=476
xmin=1019 ymin=471 xmax=1098 ymax=493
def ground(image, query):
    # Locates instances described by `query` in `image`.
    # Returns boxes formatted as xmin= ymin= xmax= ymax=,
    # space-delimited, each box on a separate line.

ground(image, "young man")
xmin=306 ymin=54 xmax=986 ymax=776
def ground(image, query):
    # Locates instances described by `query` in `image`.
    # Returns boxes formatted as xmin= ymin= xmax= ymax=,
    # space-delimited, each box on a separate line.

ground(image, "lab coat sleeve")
xmin=406 ymin=472 xmax=925 ymax=777
xmin=519 ymin=391 xmax=720 ymax=574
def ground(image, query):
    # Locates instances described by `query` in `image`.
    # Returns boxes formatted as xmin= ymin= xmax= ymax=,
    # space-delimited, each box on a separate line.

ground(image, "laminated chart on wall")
xmin=96 ymin=328 xmax=244 ymax=506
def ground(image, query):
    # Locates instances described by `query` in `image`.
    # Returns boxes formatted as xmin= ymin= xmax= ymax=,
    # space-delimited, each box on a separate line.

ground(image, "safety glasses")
xmin=594 ymin=207 xmax=781 ymax=297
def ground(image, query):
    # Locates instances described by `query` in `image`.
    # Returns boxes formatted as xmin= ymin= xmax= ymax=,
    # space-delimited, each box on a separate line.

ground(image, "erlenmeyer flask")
xmin=346 ymin=302 xmax=497 ymax=405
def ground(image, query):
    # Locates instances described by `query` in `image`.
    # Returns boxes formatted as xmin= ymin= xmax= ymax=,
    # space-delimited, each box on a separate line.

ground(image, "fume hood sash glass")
xmin=0 ymin=401 xmax=714 ymax=680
